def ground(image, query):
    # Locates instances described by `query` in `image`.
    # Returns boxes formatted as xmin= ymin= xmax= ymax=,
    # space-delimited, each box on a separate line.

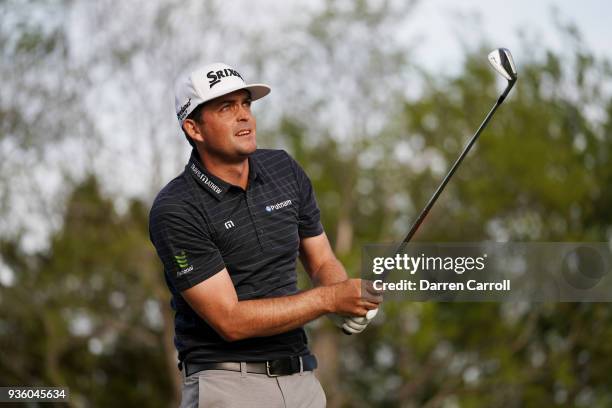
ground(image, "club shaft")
xmin=386 ymin=80 xmax=515 ymax=280
xmin=401 ymin=102 xmax=499 ymax=243
xmin=343 ymin=80 xmax=515 ymax=335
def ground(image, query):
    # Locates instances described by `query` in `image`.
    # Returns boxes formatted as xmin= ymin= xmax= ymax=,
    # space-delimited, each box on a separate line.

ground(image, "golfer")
xmin=149 ymin=62 xmax=381 ymax=408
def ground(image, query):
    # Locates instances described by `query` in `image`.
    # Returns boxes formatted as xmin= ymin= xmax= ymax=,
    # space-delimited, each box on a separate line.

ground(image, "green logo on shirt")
xmin=174 ymin=251 xmax=189 ymax=269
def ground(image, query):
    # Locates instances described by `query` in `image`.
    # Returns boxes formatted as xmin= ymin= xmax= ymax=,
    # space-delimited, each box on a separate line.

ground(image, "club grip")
xmin=342 ymin=328 xmax=352 ymax=335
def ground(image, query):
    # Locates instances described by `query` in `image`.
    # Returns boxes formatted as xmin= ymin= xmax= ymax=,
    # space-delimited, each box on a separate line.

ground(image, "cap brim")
xmin=243 ymin=84 xmax=271 ymax=101
xmin=180 ymin=83 xmax=271 ymax=125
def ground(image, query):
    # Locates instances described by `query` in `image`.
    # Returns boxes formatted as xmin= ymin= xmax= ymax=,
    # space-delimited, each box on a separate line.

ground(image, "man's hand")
xmin=326 ymin=279 xmax=383 ymax=316
xmin=343 ymin=308 xmax=379 ymax=334
xmin=329 ymin=308 xmax=379 ymax=334
xmin=299 ymin=234 xmax=383 ymax=335
xmin=325 ymin=278 xmax=382 ymax=335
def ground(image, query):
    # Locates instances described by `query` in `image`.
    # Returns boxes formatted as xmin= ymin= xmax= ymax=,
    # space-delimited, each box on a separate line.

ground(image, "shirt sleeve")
xmin=286 ymin=152 xmax=324 ymax=238
xmin=149 ymin=201 xmax=225 ymax=292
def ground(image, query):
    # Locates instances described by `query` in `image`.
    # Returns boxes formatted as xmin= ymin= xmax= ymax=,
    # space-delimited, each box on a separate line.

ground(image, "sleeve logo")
xmin=174 ymin=251 xmax=194 ymax=276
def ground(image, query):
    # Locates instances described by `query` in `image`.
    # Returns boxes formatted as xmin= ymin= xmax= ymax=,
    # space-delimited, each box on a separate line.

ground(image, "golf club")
xmin=395 ymin=48 xmax=517 ymax=254
xmin=343 ymin=48 xmax=517 ymax=335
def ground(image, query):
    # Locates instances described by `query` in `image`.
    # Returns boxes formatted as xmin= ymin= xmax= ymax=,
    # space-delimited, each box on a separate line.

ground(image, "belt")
xmin=182 ymin=355 xmax=317 ymax=377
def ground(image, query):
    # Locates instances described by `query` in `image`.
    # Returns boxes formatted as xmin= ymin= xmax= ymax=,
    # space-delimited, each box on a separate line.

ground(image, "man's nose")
xmin=237 ymin=105 xmax=251 ymax=121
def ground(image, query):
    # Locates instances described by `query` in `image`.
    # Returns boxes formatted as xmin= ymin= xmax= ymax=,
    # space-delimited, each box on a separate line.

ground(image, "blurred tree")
xmin=0 ymin=176 xmax=178 ymax=406
xmin=0 ymin=0 xmax=92 ymax=249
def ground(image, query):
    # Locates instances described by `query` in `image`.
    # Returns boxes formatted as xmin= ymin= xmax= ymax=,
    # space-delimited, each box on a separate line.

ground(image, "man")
xmin=149 ymin=62 xmax=381 ymax=408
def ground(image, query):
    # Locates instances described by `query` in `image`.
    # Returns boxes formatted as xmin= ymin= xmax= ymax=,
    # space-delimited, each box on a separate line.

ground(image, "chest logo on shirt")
xmin=224 ymin=220 xmax=235 ymax=229
xmin=265 ymin=199 xmax=293 ymax=213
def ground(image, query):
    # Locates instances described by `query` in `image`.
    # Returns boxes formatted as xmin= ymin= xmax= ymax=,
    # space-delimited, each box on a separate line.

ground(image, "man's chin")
xmin=236 ymin=141 xmax=257 ymax=157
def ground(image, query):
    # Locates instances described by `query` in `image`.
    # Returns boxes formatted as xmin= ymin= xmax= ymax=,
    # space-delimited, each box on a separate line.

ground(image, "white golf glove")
xmin=328 ymin=308 xmax=379 ymax=334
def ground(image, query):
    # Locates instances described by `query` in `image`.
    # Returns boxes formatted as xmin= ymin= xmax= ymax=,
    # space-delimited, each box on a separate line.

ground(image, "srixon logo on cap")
xmin=207 ymin=68 xmax=244 ymax=88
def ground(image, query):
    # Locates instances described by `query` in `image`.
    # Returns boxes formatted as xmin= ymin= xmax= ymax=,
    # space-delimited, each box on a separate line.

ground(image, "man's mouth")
xmin=235 ymin=129 xmax=252 ymax=137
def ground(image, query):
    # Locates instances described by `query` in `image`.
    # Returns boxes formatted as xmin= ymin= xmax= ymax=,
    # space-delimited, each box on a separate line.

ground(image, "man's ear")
xmin=183 ymin=119 xmax=205 ymax=143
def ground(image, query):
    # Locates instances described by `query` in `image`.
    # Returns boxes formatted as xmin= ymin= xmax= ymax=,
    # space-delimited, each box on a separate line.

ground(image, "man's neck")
xmin=198 ymin=150 xmax=250 ymax=190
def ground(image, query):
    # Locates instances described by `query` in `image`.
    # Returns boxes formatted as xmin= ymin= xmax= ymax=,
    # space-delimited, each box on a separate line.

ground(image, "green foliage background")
xmin=1 ymin=1 xmax=611 ymax=407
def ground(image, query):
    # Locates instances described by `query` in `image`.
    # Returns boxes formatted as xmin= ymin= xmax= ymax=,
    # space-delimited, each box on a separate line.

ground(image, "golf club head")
xmin=488 ymin=48 xmax=517 ymax=82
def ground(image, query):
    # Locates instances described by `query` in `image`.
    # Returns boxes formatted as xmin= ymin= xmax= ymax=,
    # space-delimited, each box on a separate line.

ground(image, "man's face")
xmin=194 ymin=89 xmax=257 ymax=162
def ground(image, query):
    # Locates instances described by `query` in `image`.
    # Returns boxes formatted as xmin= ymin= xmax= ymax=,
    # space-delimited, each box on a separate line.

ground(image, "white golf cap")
xmin=174 ymin=62 xmax=271 ymax=125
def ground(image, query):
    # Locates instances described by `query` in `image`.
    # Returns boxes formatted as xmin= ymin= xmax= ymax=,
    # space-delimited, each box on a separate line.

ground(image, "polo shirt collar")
xmin=186 ymin=150 xmax=266 ymax=199
xmin=248 ymin=154 xmax=266 ymax=185
xmin=186 ymin=151 xmax=231 ymax=200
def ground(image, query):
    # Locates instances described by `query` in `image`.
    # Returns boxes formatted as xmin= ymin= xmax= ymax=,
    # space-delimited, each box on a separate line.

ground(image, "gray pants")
xmin=179 ymin=363 xmax=327 ymax=408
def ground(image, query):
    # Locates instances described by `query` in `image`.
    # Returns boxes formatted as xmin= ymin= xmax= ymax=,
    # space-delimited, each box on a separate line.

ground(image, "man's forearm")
xmin=222 ymin=286 xmax=333 ymax=341
xmin=309 ymin=256 xmax=348 ymax=287
xmin=220 ymin=257 xmax=370 ymax=340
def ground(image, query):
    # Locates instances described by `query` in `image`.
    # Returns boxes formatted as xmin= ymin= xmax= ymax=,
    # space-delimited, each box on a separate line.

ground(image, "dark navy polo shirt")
xmin=149 ymin=148 xmax=324 ymax=363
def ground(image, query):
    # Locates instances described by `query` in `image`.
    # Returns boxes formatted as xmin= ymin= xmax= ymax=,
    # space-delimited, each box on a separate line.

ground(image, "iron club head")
xmin=488 ymin=48 xmax=517 ymax=82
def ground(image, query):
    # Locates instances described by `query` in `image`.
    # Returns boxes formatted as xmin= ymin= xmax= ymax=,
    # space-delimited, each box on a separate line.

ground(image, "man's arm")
xmin=181 ymin=267 xmax=380 ymax=342
xmin=300 ymin=232 xmax=381 ymax=334
xmin=299 ymin=232 xmax=348 ymax=287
